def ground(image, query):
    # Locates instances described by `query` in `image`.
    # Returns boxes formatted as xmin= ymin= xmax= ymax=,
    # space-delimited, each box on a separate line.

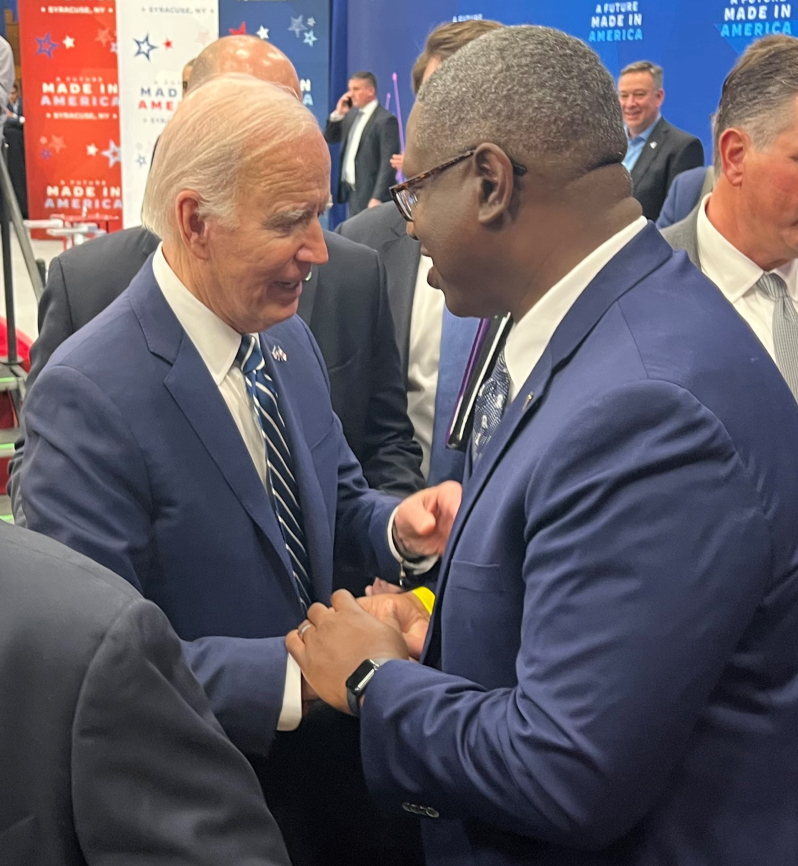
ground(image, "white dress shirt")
xmin=342 ymin=98 xmax=378 ymax=187
xmin=696 ymin=194 xmax=798 ymax=361
xmin=406 ymin=255 xmax=444 ymax=477
xmin=504 ymin=217 xmax=648 ymax=402
xmin=153 ymin=245 xmax=303 ymax=732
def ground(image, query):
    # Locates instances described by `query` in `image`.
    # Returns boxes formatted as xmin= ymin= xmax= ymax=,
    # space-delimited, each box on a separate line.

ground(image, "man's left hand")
xmin=393 ymin=480 xmax=462 ymax=559
xmin=368 ymin=198 xmax=382 ymax=209
xmin=286 ymin=591 xmax=409 ymax=714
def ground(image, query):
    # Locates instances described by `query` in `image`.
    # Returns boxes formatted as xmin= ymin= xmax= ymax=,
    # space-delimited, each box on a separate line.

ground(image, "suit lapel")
xmin=631 ymin=117 xmax=668 ymax=184
xmin=260 ymin=331 xmax=334 ymax=603
xmin=422 ymin=224 xmax=674 ymax=663
xmin=297 ymin=266 xmax=319 ymax=325
xmin=128 ymin=264 xmax=295 ymax=590
xmin=382 ymin=217 xmax=422 ymax=375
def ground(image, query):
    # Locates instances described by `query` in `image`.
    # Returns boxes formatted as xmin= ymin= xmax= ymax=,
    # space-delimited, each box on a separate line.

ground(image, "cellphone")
xmin=345 ymin=96 xmax=352 ymax=108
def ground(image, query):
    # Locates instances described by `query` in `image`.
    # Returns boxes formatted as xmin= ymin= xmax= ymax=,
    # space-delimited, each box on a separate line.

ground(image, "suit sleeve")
xmin=20 ymin=364 xmax=292 ymax=756
xmin=371 ymin=114 xmax=401 ymax=202
xmin=7 ymin=256 xmax=76 ymax=523
xmin=360 ymin=256 xmax=424 ymax=497
xmin=72 ymin=597 xmax=291 ymax=866
xmin=666 ymin=137 xmax=704 ymax=193
xmin=655 ymin=176 xmax=681 ymax=229
xmin=324 ymin=114 xmax=345 ymax=145
xmin=359 ymin=381 xmax=770 ymax=849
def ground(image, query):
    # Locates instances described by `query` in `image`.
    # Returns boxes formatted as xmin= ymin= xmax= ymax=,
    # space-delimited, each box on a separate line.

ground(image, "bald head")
xmin=188 ymin=35 xmax=300 ymax=97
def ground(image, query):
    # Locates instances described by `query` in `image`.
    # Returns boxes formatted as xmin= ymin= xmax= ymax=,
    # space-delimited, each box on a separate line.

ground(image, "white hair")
xmin=414 ymin=25 xmax=627 ymax=180
xmin=142 ymin=74 xmax=321 ymax=243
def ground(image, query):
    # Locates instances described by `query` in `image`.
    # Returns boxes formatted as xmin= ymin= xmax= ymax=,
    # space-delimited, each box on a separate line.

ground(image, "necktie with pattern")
xmin=757 ymin=272 xmax=798 ymax=402
xmin=236 ymin=335 xmax=314 ymax=609
xmin=471 ymin=348 xmax=511 ymax=463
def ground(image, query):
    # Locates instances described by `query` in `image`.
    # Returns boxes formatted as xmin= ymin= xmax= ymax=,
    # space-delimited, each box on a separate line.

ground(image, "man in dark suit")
xmin=324 ymin=71 xmax=400 ymax=216
xmin=18 ymin=76 xmax=457 ymax=866
xmin=8 ymin=37 xmax=423 ymax=535
xmin=1 ymin=520 xmax=290 ymax=866
xmin=290 ymin=26 xmax=798 ymax=866
xmin=619 ymin=60 xmax=704 ymax=220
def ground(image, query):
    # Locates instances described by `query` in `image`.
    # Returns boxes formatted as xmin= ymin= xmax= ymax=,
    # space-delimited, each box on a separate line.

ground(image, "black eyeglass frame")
xmin=390 ymin=146 xmax=528 ymax=222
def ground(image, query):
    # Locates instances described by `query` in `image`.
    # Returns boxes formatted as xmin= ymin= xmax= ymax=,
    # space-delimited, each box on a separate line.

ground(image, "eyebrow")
xmin=263 ymin=208 xmax=319 ymax=231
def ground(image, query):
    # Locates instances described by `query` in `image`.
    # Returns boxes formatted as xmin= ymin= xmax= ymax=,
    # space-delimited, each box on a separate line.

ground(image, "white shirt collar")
xmin=358 ymin=98 xmax=379 ymax=120
xmin=152 ymin=243 xmax=244 ymax=386
xmin=504 ymin=216 xmax=648 ymax=401
xmin=696 ymin=193 xmax=798 ymax=303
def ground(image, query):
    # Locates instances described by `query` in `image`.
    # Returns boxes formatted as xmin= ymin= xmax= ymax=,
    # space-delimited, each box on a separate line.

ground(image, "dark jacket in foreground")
xmin=0 ymin=521 xmax=289 ymax=866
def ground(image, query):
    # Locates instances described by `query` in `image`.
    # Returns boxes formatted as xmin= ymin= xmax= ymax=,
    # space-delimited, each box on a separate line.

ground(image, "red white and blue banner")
xmin=116 ymin=2 xmax=218 ymax=227
xmin=19 ymin=0 xmax=122 ymax=228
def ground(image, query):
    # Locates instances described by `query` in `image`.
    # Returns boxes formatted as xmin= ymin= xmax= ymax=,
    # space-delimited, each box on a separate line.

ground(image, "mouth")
xmin=272 ymin=281 xmax=303 ymax=301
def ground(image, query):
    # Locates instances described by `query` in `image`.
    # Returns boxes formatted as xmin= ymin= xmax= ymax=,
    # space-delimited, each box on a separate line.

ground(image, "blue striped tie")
xmin=757 ymin=273 xmax=798 ymax=402
xmin=236 ymin=335 xmax=314 ymax=609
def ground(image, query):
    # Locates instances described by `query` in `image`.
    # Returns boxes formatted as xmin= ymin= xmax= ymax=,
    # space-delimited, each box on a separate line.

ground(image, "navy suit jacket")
xmin=359 ymin=225 xmax=798 ymax=865
xmin=655 ymin=166 xmax=712 ymax=229
xmin=19 ymin=260 xmax=400 ymax=756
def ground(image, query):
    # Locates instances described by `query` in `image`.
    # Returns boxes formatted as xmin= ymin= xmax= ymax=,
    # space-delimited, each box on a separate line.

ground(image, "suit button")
xmin=425 ymin=807 xmax=440 ymax=819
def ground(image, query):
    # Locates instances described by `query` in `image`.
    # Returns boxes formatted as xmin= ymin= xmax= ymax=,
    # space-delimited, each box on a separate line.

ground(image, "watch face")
xmin=346 ymin=659 xmax=379 ymax=696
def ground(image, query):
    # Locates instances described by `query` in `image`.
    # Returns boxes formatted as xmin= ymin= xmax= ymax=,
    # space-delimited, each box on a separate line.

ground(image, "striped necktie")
xmin=236 ymin=335 xmax=313 ymax=609
xmin=757 ymin=273 xmax=798 ymax=402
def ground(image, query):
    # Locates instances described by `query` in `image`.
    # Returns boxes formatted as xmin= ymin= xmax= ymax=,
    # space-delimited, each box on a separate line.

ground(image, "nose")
xmin=298 ymin=219 xmax=329 ymax=266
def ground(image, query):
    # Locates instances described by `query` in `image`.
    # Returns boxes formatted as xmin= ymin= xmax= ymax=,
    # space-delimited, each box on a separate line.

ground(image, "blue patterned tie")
xmin=471 ymin=348 xmax=511 ymax=463
xmin=236 ymin=335 xmax=313 ymax=609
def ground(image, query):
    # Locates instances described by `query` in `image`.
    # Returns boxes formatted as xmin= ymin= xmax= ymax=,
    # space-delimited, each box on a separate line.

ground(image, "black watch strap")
xmin=345 ymin=658 xmax=392 ymax=717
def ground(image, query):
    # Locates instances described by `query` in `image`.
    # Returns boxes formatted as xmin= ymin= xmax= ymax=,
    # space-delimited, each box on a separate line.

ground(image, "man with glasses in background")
xmin=619 ymin=60 xmax=704 ymax=220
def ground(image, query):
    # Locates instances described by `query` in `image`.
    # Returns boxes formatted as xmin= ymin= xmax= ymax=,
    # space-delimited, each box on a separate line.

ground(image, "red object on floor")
xmin=0 ymin=318 xmax=32 ymax=495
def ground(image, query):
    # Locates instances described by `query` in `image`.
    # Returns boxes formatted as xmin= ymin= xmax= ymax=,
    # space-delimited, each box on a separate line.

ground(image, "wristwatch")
xmin=345 ymin=658 xmax=390 ymax=717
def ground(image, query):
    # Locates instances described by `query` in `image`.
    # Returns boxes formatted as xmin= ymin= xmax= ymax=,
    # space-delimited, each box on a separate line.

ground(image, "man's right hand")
xmin=335 ymin=91 xmax=353 ymax=115
xmin=358 ymin=591 xmax=431 ymax=660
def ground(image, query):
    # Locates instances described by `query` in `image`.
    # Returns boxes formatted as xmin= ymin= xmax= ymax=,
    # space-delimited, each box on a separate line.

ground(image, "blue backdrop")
xmin=342 ymin=0 xmax=797 ymax=166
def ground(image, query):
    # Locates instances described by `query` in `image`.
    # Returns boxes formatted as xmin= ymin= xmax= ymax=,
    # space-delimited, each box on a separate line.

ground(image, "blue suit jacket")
xmin=20 ymin=260 xmax=400 ymax=756
xmin=655 ymin=166 xmax=710 ymax=229
xmin=359 ymin=225 xmax=798 ymax=865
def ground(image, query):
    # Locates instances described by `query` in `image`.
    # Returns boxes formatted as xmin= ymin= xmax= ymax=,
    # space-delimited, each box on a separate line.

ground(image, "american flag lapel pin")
xmin=271 ymin=345 xmax=287 ymax=362
xmin=650 ymin=141 xmax=657 ymax=149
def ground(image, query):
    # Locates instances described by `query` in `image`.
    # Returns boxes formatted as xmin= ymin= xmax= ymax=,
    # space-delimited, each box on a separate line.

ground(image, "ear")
xmin=474 ymin=143 xmax=516 ymax=226
xmin=174 ymin=190 xmax=212 ymax=261
xmin=717 ymin=127 xmax=747 ymax=187
xmin=654 ymin=88 xmax=665 ymax=108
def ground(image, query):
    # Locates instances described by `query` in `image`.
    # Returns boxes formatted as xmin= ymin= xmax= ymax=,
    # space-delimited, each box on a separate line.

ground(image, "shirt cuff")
xmin=277 ymin=653 xmax=302 ymax=732
xmin=387 ymin=506 xmax=439 ymax=576
xmin=329 ymin=111 xmax=345 ymax=121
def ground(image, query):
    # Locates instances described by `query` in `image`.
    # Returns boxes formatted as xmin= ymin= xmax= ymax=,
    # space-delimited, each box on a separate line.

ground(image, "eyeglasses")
xmin=390 ymin=147 xmax=528 ymax=222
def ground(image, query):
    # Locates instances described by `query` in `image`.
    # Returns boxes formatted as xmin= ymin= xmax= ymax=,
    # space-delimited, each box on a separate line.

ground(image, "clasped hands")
xmin=287 ymin=482 xmax=461 ymax=714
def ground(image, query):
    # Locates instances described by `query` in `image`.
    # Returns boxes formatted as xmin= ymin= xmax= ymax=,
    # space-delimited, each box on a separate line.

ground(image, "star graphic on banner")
xmin=164 ymin=39 xmax=173 ymax=49
xmin=48 ymin=135 xmax=65 ymax=154
xmin=288 ymin=15 xmax=307 ymax=37
xmin=63 ymin=35 xmax=75 ymax=49
xmin=136 ymin=154 xmax=148 ymax=167
xmin=39 ymin=136 xmax=47 ymax=145
xmin=303 ymin=30 xmax=317 ymax=47
xmin=197 ymin=29 xmax=211 ymax=45
xmin=35 ymin=33 xmax=58 ymax=58
xmin=86 ymin=143 xmax=98 ymax=156
xmin=41 ymin=148 xmax=51 ymax=160
xmin=134 ymin=34 xmax=158 ymax=61
xmin=101 ymin=139 xmax=121 ymax=168
xmin=229 ymin=21 xmax=246 ymax=35
xmin=308 ymin=17 xmax=316 ymax=27
xmin=257 ymin=26 xmax=270 ymax=40
xmin=95 ymin=27 xmax=112 ymax=47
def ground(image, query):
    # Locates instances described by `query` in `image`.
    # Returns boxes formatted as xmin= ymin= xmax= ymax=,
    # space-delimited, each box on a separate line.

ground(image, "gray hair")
xmin=142 ymin=74 xmax=320 ymax=243
xmin=713 ymin=34 xmax=798 ymax=174
xmin=413 ymin=26 xmax=627 ymax=180
xmin=619 ymin=60 xmax=663 ymax=91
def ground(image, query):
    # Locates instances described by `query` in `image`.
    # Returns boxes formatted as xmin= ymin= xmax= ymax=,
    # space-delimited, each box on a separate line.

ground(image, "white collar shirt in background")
xmin=504 ymin=217 xmax=648 ymax=402
xmin=342 ymin=98 xmax=378 ymax=187
xmin=406 ymin=255 xmax=444 ymax=478
xmin=696 ymin=194 xmax=798 ymax=361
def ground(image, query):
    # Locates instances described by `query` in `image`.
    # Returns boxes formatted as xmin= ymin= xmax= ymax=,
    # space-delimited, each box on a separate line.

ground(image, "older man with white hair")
xmin=18 ymin=74 xmax=457 ymax=866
